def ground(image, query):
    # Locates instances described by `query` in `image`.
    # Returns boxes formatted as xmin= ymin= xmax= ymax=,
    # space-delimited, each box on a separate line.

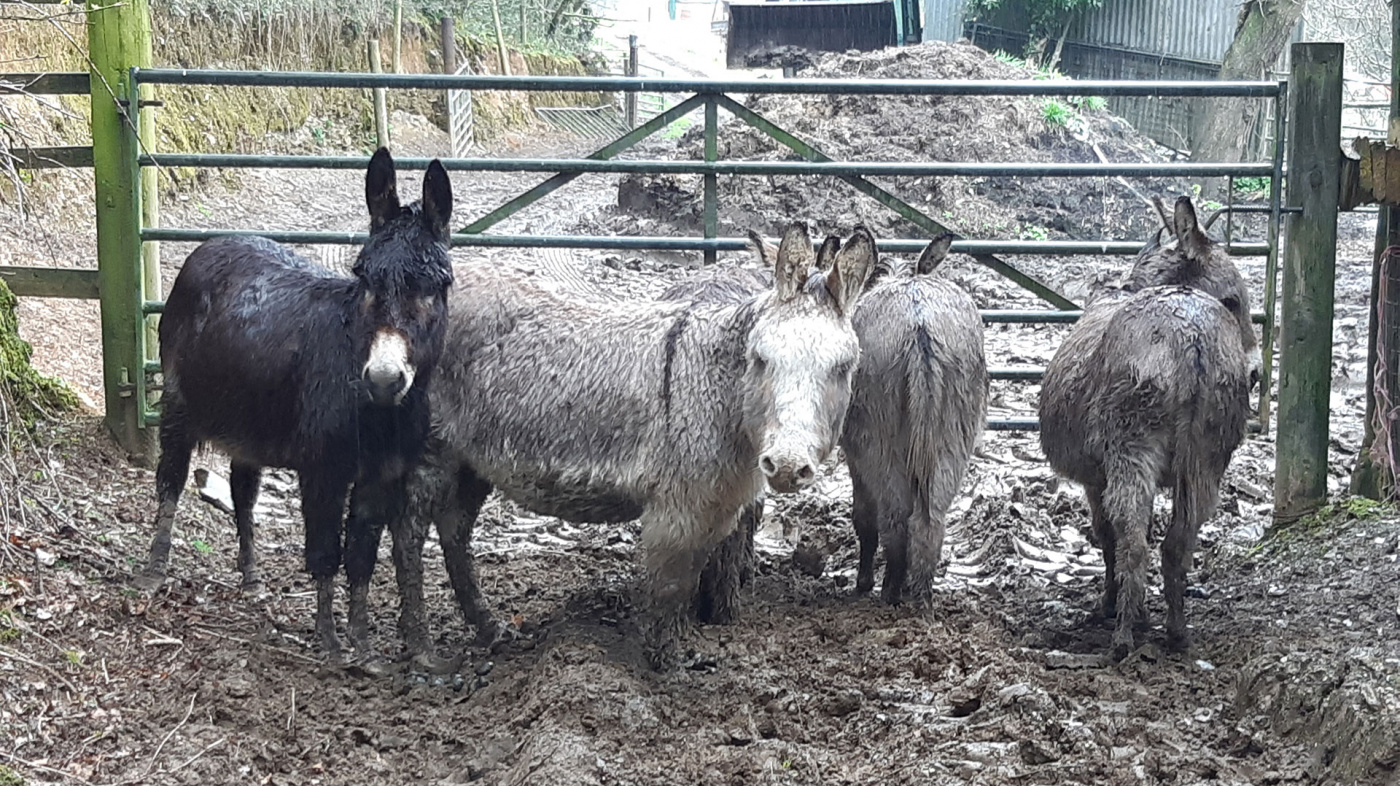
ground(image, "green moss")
xmin=0 ymin=279 xmax=79 ymax=432
xmin=0 ymin=763 xmax=24 ymax=786
xmin=1255 ymin=496 xmax=1394 ymax=558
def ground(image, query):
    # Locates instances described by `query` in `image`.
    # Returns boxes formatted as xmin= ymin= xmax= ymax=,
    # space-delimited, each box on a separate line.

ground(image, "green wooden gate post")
xmin=1273 ymin=42 xmax=1344 ymax=525
xmin=89 ymin=0 xmax=155 ymax=463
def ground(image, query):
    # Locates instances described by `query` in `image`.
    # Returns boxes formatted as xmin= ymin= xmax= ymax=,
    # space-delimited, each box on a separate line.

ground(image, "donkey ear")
xmin=746 ymin=229 xmax=779 ymax=268
xmin=774 ymin=222 xmax=815 ymax=301
xmin=1151 ymin=196 xmax=1173 ymax=233
xmin=1173 ymin=195 xmax=1211 ymax=259
xmin=366 ymin=147 xmax=401 ymax=232
xmin=916 ymin=233 xmax=954 ymax=275
xmin=421 ymin=159 xmax=453 ymax=243
xmin=825 ymin=225 xmax=877 ymax=313
xmin=815 ymin=235 xmax=842 ymax=272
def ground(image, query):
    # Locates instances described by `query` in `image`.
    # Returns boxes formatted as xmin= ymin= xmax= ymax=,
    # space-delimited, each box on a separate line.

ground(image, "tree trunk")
xmin=1350 ymin=0 xmax=1400 ymax=499
xmin=1047 ymin=20 xmax=1071 ymax=73
xmin=1024 ymin=35 xmax=1049 ymax=67
xmin=1188 ymin=0 xmax=1307 ymax=194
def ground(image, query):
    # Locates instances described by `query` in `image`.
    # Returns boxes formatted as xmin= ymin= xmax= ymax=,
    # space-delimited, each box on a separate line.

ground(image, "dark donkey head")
xmin=1128 ymin=195 xmax=1261 ymax=387
xmin=357 ymin=148 xmax=455 ymax=405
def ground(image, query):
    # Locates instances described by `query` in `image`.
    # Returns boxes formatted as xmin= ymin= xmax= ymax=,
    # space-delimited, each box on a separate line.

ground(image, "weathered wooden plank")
xmin=0 ymin=72 xmax=90 ymax=95
xmin=0 ymin=267 xmax=100 ymax=299
xmin=5 ymin=145 xmax=94 ymax=169
xmin=1373 ymin=139 xmax=1390 ymax=203
xmin=1274 ymin=42 xmax=1344 ymax=525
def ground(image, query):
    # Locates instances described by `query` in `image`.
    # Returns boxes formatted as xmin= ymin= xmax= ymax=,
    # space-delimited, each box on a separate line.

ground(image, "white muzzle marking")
xmin=363 ymin=329 xmax=414 ymax=404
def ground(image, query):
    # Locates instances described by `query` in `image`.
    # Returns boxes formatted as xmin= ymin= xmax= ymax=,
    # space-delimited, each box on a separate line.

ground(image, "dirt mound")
xmin=597 ymin=41 xmax=1194 ymax=246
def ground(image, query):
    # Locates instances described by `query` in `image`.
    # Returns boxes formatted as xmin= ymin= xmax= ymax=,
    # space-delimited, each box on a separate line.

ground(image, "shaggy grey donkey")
xmin=390 ymin=223 xmax=877 ymax=668
xmin=664 ymin=232 xmax=988 ymax=617
xmin=1039 ymin=195 xmax=1258 ymax=661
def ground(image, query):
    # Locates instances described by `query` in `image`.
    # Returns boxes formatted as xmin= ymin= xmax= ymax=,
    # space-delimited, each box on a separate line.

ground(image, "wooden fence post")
xmin=88 ymin=0 xmax=155 ymax=463
xmin=625 ymin=35 xmax=638 ymax=129
xmin=393 ymin=0 xmax=404 ymax=74
xmin=441 ymin=17 xmax=456 ymax=75
xmin=368 ymin=39 xmax=390 ymax=150
xmin=1274 ymin=42 xmax=1344 ymax=524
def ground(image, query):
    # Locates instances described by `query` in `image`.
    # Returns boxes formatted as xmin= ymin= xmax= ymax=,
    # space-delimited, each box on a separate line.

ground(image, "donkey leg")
xmin=1162 ymin=485 xmax=1198 ymax=652
xmin=850 ymin=471 xmax=880 ymax=595
xmin=436 ymin=467 xmax=500 ymax=647
xmin=879 ymin=487 xmax=915 ymax=607
xmin=1086 ymin=487 xmax=1118 ymax=622
xmin=299 ymin=472 xmax=351 ymax=658
xmin=1102 ymin=462 xmax=1154 ymax=661
xmin=229 ymin=462 xmax=264 ymax=593
xmin=642 ymin=508 xmax=730 ymax=669
xmin=389 ymin=464 xmax=449 ymax=659
xmin=344 ymin=478 xmax=401 ymax=659
xmin=136 ymin=404 xmax=194 ymax=591
xmin=694 ymin=500 xmax=760 ymax=625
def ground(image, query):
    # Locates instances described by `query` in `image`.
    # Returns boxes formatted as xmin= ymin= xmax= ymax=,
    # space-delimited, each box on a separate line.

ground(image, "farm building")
xmin=922 ymin=0 xmax=1303 ymax=153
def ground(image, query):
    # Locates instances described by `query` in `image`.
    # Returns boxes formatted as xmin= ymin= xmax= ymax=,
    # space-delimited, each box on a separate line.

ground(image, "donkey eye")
xmin=1220 ymin=296 xmax=1241 ymax=313
xmin=417 ymin=294 xmax=438 ymax=314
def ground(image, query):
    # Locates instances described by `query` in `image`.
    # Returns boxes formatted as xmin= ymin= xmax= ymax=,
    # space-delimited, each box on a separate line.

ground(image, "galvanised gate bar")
xmin=124 ymin=69 xmax=1291 ymax=437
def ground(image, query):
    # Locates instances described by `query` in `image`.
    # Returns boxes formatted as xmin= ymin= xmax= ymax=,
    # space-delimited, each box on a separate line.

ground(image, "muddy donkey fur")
xmin=663 ymin=232 xmax=987 ymax=616
xmin=137 ymin=149 xmax=455 ymax=659
xmin=1038 ymin=195 xmax=1258 ymax=661
xmin=390 ymin=223 xmax=876 ymax=668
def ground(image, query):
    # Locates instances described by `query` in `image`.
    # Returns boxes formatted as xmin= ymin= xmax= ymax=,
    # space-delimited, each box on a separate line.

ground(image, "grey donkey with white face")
xmin=389 ymin=222 xmax=877 ymax=668
xmin=1038 ymin=195 xmax=1258 ymax=662
xmin=662 ymin=232 xmax=988 ymax=618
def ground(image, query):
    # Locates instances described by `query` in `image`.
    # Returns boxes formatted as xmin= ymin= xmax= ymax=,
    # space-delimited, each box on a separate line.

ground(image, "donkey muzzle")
xmin=363 ymin=329 xmax=415 ymax=406
xmin=760 ymin=452 xmax=818 ymax=494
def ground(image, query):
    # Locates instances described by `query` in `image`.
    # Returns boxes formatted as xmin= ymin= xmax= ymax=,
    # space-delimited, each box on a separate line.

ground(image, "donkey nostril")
xmin=759 ymin=456 xmax=777 ymax=476
xmin=797 ymin=465 xmax=815 ymax=482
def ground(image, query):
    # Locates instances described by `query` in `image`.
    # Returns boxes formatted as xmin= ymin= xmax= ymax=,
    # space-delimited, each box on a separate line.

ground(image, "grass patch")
xmin=660 ymin=116 xmax=694 ymax=140
xmin=1040 ymin=99 xmax=1072 ymax=127
xmin=1233 ymin=176 xmax=1272 ymax=200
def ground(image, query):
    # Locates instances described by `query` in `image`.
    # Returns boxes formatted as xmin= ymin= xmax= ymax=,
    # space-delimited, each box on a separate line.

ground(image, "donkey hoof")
xmin=473 ymin=619 xmax=513 ymax=650
xmin=1108 ymin=635 xmax=1135 ymax=663
xmin=645 ymin=640 xmax=681 ymax=671
xmin=342 ymin=656 xmax=393 ymax=679
xmin=1165 ymin=630 xmax=1191 ymax=653
xmin=239 ymin=578 xmax=266 ymax=597
xmin=132 ymin=572 xmax=166 ymax=593
xmin=410 ymin=650 xmax=464 ymax=676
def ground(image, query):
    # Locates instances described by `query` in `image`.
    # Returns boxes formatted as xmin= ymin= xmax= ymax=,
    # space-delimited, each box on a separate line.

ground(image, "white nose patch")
xmin=364 ymin=329 xmax=414 ymax=403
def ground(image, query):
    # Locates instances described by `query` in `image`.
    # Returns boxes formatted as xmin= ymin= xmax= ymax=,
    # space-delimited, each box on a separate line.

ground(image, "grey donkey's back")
xmin=843 ymin=236 xmax=987 ymax=603
xmin=662 ymin=232 xmax=988 ymax=609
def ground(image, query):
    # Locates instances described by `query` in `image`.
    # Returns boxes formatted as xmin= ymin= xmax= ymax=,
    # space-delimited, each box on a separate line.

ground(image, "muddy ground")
xmin=3 ymin=44 xmax=1399 ymax=786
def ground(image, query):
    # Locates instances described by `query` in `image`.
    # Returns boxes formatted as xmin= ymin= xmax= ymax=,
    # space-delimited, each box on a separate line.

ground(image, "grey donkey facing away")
xmin=388 ymin=223 xmax=878 ymax=669
xmin=1038 ymin=195 xmax=1260 ymax=662
xmin=662 ymin=232 xmax=989 ymax=620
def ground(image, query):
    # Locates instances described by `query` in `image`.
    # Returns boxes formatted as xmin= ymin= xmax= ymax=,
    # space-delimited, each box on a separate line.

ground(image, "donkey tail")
xmin=904 ymin=317 xmax=988 ymax=595
xmin=1170 ymin=340 xmax=1245 ymax=536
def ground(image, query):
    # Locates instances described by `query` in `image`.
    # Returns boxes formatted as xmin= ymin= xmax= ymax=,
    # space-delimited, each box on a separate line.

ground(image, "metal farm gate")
xmin=0 ymin=3 xmax=1348 ymax=519
xmin=447 ymin=61 xmax=474 ymax=158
